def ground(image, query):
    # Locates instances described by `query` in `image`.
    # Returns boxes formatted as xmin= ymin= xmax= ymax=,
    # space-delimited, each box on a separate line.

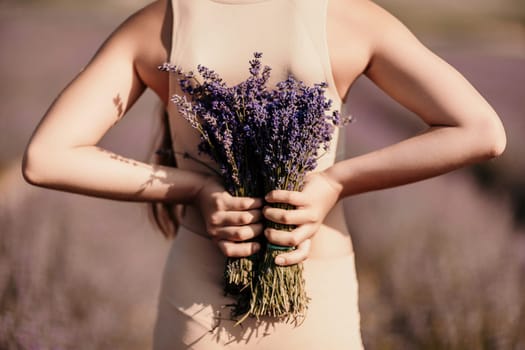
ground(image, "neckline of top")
xmin=206 ymin=0 xmax=273 ymax=4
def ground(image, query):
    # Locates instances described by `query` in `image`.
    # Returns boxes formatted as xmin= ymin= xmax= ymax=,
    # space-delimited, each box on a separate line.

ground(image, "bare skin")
xmin=23 ymin=0 xmax=506 ymax=266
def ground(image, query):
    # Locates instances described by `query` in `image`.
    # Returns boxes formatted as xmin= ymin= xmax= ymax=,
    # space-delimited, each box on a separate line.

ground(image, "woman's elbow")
xmin=487 ymin=130 xmax=506 ymax=159
xmin=472 ymin=112 xmax=506 ymax=161
xmin=21 ymin=144 xmax=52 ymax=186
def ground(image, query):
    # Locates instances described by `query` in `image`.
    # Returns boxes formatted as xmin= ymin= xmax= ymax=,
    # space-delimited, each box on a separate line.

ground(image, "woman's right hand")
xmin=194 ymin=176 xmax=264 ymax=258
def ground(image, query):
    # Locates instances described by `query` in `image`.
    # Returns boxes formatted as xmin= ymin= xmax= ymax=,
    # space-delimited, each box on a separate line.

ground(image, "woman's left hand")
xmin=262 ymin=171 xmax=343 ymax=266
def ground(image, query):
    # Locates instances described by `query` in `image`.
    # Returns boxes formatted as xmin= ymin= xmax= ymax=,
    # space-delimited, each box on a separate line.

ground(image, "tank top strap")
xmin=290 ymin=0 xmax=342 ymax=105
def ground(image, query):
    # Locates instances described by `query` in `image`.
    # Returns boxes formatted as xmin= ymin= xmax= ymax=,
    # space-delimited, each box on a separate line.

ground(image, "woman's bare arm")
xmin=263 ymin=0 xmax=506 ymax=265
xmin=22 ymin=1 xmax=264 ymax=255
xmin=22 ymin=1 xmax=207 ymax=203
xmin=323 ymin=0 xmax=506 ymax=197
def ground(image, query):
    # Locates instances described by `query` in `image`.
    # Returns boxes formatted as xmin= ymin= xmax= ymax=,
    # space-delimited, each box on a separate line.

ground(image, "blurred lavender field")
xmin=1 ymin=1 xmax=524 ymax=349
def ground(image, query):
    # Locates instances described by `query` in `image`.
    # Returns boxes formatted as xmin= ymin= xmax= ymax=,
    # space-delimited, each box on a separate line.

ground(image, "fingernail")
xmin=275 ymin=257 xmax=285 ymax=265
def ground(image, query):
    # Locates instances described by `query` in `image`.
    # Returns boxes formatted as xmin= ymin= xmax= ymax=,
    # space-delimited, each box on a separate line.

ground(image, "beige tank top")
xmin=167 ymin=0 xmax=345 ymax=174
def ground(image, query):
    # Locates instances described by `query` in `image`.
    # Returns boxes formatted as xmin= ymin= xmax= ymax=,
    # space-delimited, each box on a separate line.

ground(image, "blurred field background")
xmin=1 ymin=0 xmax=524 ymax=349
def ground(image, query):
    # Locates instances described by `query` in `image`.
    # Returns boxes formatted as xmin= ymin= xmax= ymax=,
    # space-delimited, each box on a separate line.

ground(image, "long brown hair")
xmin=150 ymin=108 xmax=179 ymax=239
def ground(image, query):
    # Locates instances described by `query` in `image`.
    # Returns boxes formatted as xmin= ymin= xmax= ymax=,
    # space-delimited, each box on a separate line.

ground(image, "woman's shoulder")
xmin=125 ymin=0 xmax=172 ymax=101
xmin=329 ymin=0 xmax=417 ymax=47
xmin=327 ymin=0 xmax=433 ymax=97
xmin=100 ymin=0 xmax=171 ymax=102
xmin=105 ymin=0 xmax=169 ymax=54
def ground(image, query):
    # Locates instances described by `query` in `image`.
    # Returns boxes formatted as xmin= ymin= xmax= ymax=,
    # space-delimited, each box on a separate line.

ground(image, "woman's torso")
xmin=148 ymin=1 xmax=368 ymax=347
xmin=138 ymin=0 xmax=373 ymax=257
xmin=168 ymin=0 xmax=356 ymax=258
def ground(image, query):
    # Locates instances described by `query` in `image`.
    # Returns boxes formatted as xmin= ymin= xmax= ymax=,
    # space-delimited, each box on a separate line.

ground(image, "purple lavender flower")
xmin=160 ymin=52 xmax=345 ymax=319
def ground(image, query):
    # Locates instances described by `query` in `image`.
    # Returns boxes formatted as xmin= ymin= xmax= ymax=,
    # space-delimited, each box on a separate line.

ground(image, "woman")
xmin=22 ymin=0 xmax=506 ymax=349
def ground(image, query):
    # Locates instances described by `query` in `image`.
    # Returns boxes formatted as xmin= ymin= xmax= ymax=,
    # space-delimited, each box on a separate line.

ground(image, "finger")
xmin=265 ymin=190 xmax=308 ymax=207
xmin=211 ymin=209 xmax=263 ymax=226
xmin=215 ymin=240 xmax=261 ymax=258
xmin=225 ymin=196 xmax=264 ymax=211
xmin=264 ymin=224 xmax=314 ymax=247
xmin=274 ymin=239 xmax=312 ymax=266
xmin=211 ymin=223 xmax=263 ymax=242
xmin=263 ymin=206 xmax=317 ymax=226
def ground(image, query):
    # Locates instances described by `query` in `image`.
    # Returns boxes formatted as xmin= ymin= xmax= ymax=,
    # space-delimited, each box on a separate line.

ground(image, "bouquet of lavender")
xmin=159 ymin=56 xmax=267 ymax=306
xmin=244 ymin=75 xmax=342 ymax=321
xmin=159 ymin=53 xmax=342 ymax=321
